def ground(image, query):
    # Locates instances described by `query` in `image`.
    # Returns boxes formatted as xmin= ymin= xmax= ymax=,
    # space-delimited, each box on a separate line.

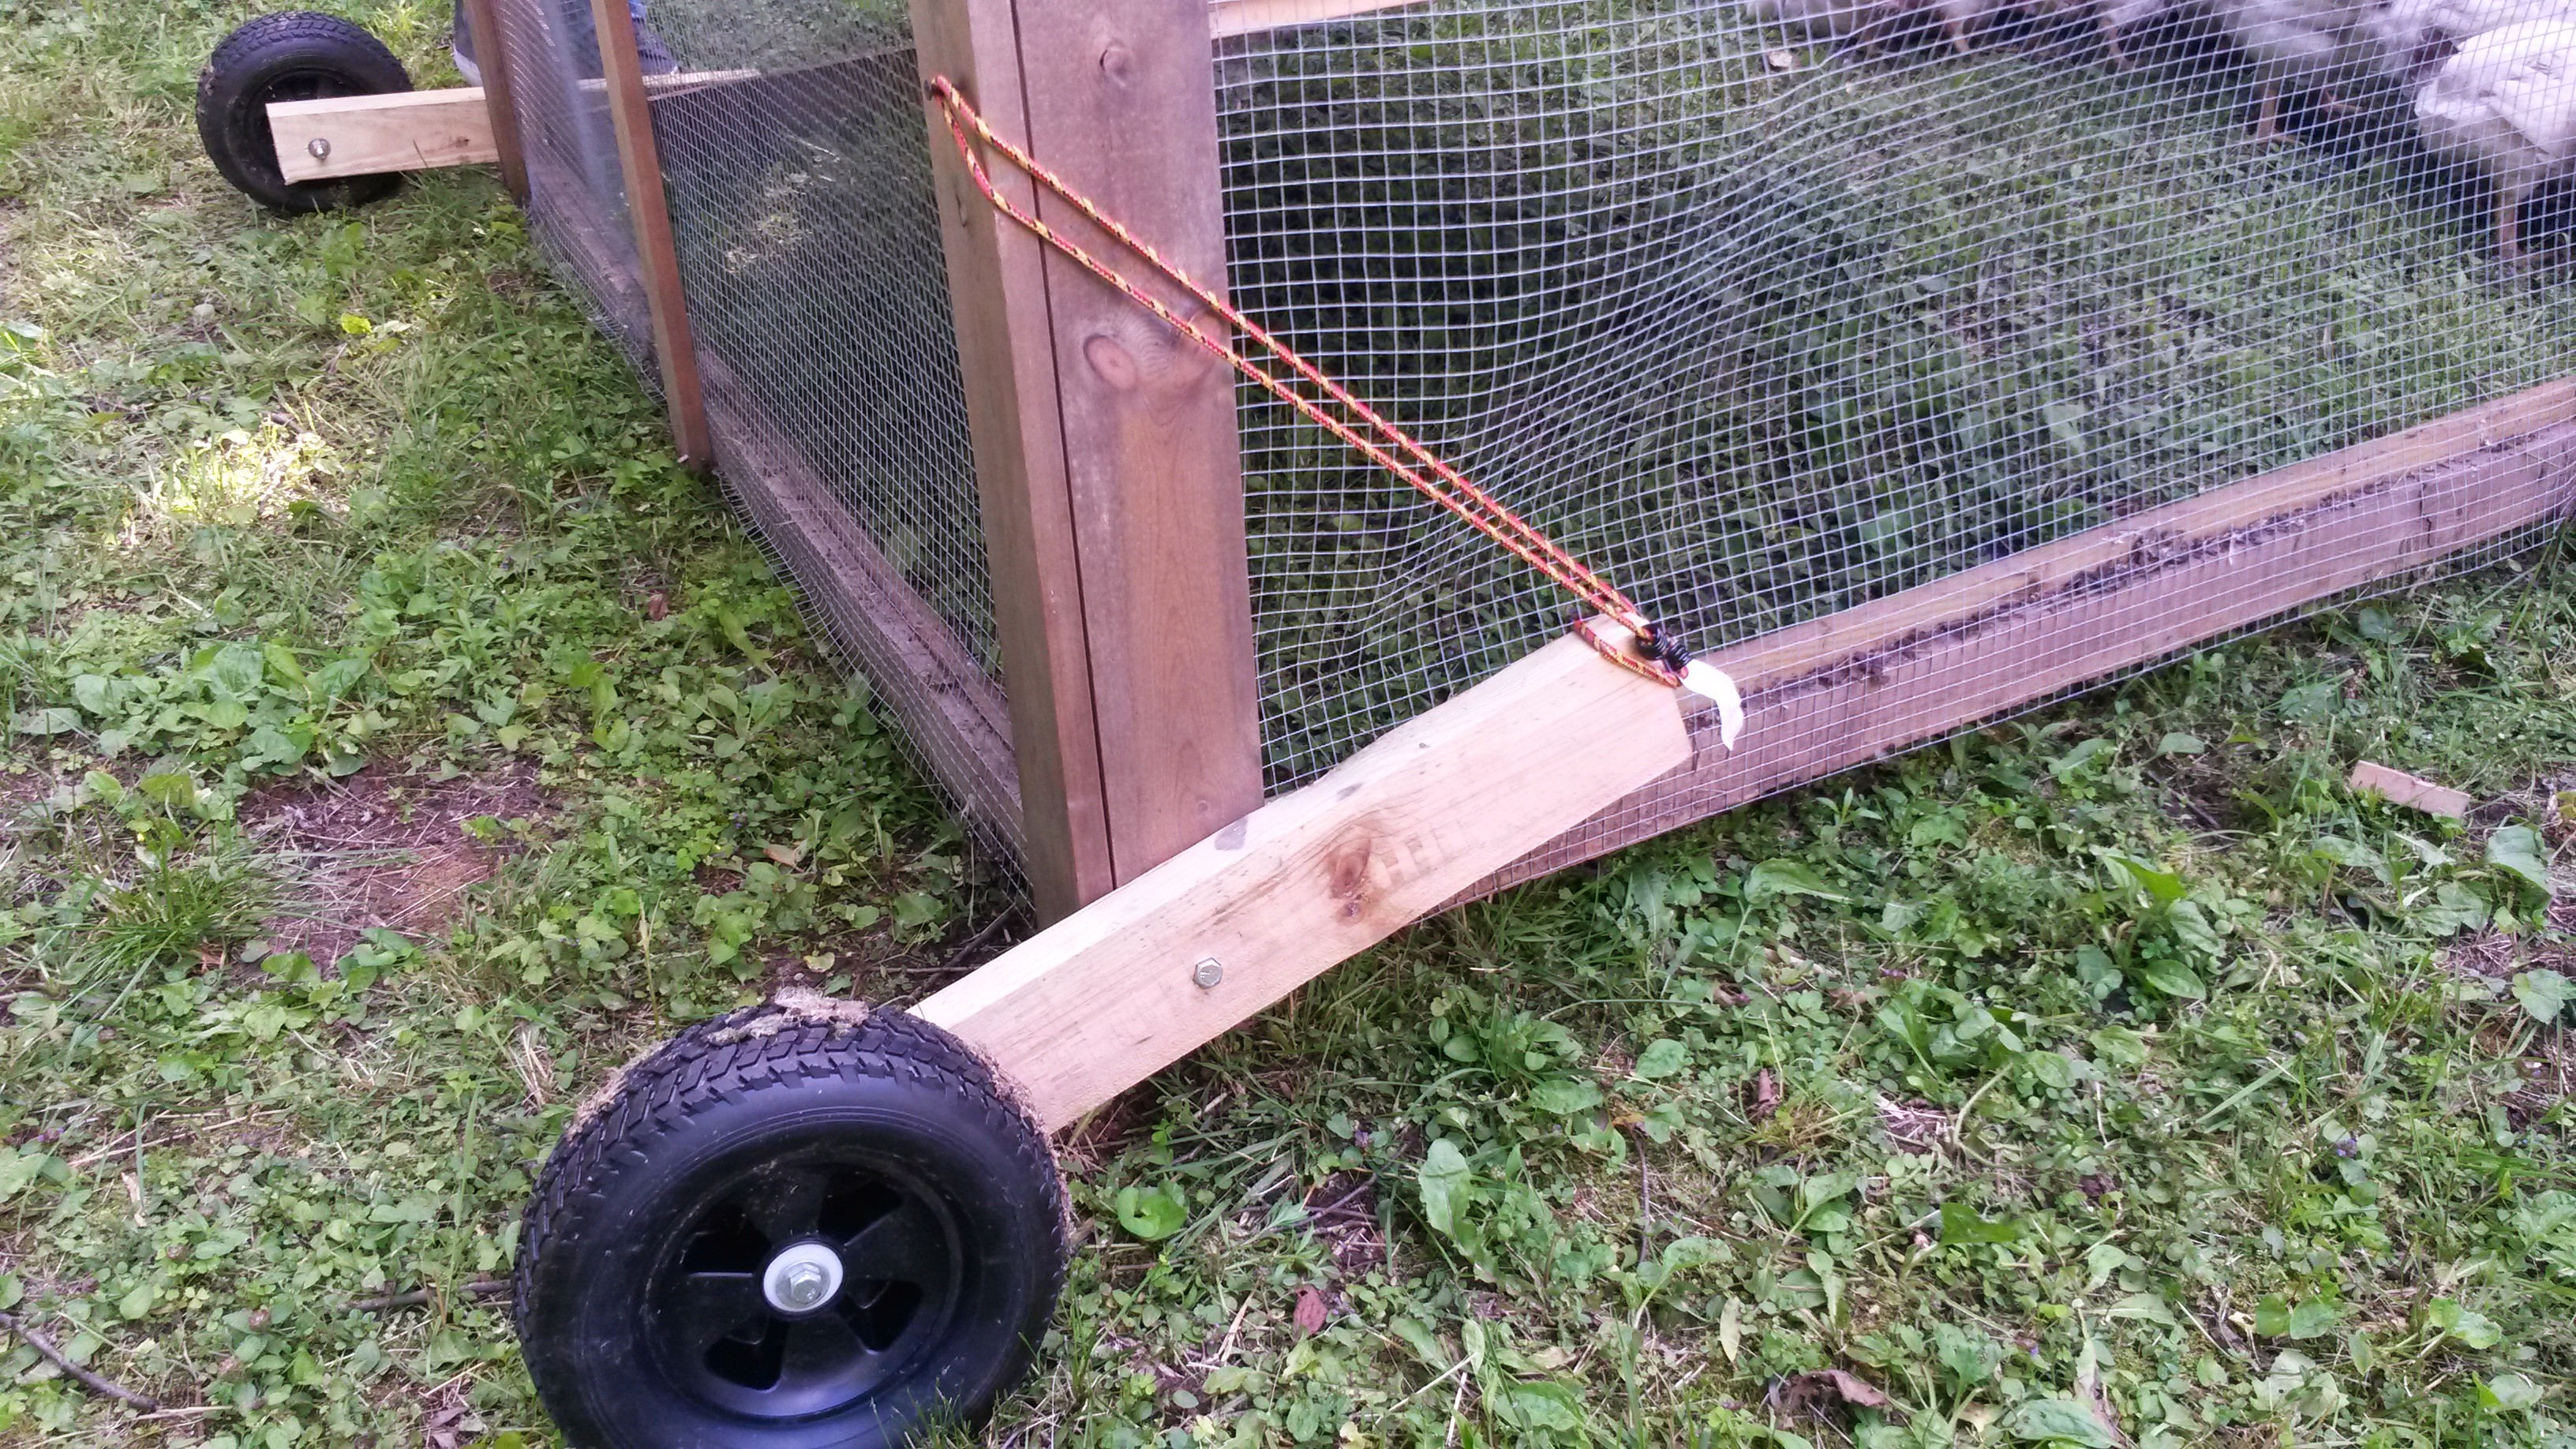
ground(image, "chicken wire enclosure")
xmin=1220 ymin=0 xmax=2576 ymax=803
xmin=485 ymin=0 xmax=1022 ymax=856
xmin=492 ymin=0 xmax=659 ymax=387
xmin=477 ymin=0 xmax=2576 ymax=911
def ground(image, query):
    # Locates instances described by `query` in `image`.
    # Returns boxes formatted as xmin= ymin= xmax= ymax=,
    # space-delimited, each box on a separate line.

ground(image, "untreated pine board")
xmin=270 ymin=71 xmax=772 ymax=183
xmin=917 ymin=632 xmax=1694 ymax=1131
xmin=1462 ymin=412 xmax=2576 ymax=900
xmin=271 ymin=88 xmax=496 ymax=182
xmin=1009 ymin=0 xmax=1267 ymax=886
xmin=590 ymin=0 xmax=713 ymax=468
xmin=909 ymin=0 xmax=1118 ymax=921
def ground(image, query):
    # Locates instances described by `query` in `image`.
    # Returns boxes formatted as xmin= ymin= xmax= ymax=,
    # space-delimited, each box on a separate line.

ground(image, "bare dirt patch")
xmin=240 ymin=763 xmax=549 ymax=967
xmin=1303 ymin=1170 xmax=1384 ymax=1277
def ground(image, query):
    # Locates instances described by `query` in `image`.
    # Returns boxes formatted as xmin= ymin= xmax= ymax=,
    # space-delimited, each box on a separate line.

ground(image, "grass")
xmin=2 ymin=1 xmax=2574 ymax=1447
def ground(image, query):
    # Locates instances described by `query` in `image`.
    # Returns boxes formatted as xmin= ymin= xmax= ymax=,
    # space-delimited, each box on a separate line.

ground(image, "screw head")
xmin=760 ymin=1241 xmax=844 ymax=1313
xmin=1192 ymin=958 xmax=1223 ymax=989
xmin=307 ymin=137 xmax=331 ymax=160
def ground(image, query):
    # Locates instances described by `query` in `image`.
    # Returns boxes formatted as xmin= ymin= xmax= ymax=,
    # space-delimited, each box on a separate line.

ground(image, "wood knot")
xmin=1099 ymin=41 xmax=1136 ymax=84
xmin=1083 ymin=332 xmax=1140 ymax=391
xmin=1325 ymin=833 xmax=1374 ymax=919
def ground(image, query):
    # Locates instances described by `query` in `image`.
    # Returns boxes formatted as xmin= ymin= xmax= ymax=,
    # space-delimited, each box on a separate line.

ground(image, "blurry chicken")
xmin=2413 ymin=17 xmax=2576 ymax=262
xmin=1750 ymin=0 xmax=2155 ymax=60
xmin=1745 ymin=0 xmax=1898 ymax=39
xmin=2372 ymin=0 xmax=2576 ymax=80
xmin=2209 ymin=0 xmax=2406 ymax=138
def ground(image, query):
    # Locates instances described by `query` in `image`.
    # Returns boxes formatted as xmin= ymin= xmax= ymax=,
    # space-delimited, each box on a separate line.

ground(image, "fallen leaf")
xmin=644 ymin=590 xmax=669 ymax=620
xmin=1812 ymin=1368 xmax=1890 ymax=1407
xmin=1294 ymin=1286 xmax=1327 ymax=1337
xmin=763 ymin=843 xmax=803 ymax=867
xmin=1750 ymin=1067 xmax=1781 ymax=1122
xmin=1765 ymin=47 xmax=1801 ymax=69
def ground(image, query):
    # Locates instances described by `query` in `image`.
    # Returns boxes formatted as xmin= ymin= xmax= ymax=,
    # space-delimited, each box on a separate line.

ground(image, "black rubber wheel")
xmin=196 ymin=12 xmax=413 ymax=213
xmin=515 ymin=998 xmax=1067 ymax=1448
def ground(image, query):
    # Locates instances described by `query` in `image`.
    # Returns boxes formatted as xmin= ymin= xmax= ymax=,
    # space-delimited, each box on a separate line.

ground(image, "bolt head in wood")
xmin=307 ymin=137 xmax=331 ymax=160
xmin=1192 ymin=958 xmax=1222 ymax=989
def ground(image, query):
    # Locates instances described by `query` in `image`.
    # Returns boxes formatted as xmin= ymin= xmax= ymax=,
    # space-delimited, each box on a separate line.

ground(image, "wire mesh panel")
xmin=489 ymin=0 xmax=1017 ymax=853
xmin=642 ymin=9 xmax=994 ymax=678
xmin=1217 ymin=0 xmax=2576 ymax=802
xmin=493 ymin=0 xmax=659 ymax=382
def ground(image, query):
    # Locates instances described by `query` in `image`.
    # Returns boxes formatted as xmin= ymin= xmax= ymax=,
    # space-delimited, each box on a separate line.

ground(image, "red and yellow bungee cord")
xmin=927 ymin=77 xmax=1743 ymax=743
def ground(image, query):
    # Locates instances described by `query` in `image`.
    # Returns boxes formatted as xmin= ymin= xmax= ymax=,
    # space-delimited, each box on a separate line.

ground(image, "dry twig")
xmin=0 ymin=1310 xmax=164 ymax=1411
xmin=344 ymin=1279 xmax=510 ymax=1313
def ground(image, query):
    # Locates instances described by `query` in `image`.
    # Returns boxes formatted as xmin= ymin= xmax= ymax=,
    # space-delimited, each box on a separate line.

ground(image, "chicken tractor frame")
xmin=194 ymin=0 xmax=2576 ymax=1441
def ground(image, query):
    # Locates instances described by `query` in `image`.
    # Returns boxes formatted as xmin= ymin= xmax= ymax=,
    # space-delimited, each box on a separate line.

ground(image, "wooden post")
xmin=910 ymin=0 xmax=1265 ymax=921
xmin=459 ymin=0 xmax=526 ymax=201
xmin=590 ymin=0 xmax=713 ymax=469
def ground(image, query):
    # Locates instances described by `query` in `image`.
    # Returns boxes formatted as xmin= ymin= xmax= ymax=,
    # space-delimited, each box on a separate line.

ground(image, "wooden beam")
xmin=911 ymin=0 xmax=1265 ymax=919
xmin=270 ymin=88 xmax=496 ymax=182
xmin=1210 ymin=0 xmax=1428 ymax=36
xmin=459 ymin=0 xmax=525 ymax=200
xmin=910 ymin=0 xmax=1115 ymax=921
xmin=268 ymin=72 xmax=773 ymax=183
xmin=590 ymin=0 xmax=713 ymax=469
xmin=1459 ymin=387 xmax=2576 ymax=900
xmin=1012 ymin=2 xmax=1266 ymax=887
xmin=917 ymin=631 xmax=1693 ymax=1130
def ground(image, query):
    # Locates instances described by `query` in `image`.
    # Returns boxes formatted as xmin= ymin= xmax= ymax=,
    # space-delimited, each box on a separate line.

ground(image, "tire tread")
xmin=513 ymin=1003 xmax=1065 ymax=1349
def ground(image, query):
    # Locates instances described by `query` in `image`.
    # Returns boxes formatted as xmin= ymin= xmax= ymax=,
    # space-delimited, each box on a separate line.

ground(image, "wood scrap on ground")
xmin=2347 ymin=760 xmax=2473 ymax=818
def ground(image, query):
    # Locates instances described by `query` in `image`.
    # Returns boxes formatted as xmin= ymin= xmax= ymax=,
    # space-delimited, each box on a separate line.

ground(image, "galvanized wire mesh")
xmin=492 ymin=0 xmax=659 ymax=384
xmin=1218 ymin=0 xmax=2576 ymax=800
xmin=641 ymin=18 xmax=995 ymax=678
xmin=488 ymin=0 xmax=1017 ymax=856
xmin=494 ymin=0 xmax=2576 ymax=885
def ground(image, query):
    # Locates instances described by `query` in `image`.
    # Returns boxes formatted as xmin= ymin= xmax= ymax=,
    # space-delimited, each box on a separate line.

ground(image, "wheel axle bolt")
xmin=307 ymin=137 xmax=331 ymax=160
xmin=761 ymin=1241 xmax=845 ymax=1313
xmin=777 ymin=1264 xmax=829 ymax=1309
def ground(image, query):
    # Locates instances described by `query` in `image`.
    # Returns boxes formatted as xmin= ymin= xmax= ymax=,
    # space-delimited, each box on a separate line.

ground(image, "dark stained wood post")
xmin=590 ymin=0 xmax=713 ymax=469
xmin=909 ymin=0 xmax=1265 ymax=921
xmin=459 ymin=0 xmax=526 ymax=202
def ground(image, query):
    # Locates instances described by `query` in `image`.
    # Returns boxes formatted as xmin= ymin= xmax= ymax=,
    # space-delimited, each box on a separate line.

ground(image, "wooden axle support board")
xmin=262 ymin=0 xmax=1430 ymax=183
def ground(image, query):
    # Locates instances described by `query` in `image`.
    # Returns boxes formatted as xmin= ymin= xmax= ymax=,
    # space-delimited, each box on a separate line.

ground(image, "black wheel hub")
xmin=247 ymin=66 xmax=362 ymax=174
xmin=644 ymin=1151 xmax=961 ymax=1421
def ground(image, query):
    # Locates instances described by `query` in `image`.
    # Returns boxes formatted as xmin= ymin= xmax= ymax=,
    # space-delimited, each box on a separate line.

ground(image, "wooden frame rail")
xmin=1462 ymin=380 xmax=2576 ymax=900
xmin=590 ymin=0 xmax=713 ymax=469
xmin=919 ymin=629 xmax=1692 ymax=1130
